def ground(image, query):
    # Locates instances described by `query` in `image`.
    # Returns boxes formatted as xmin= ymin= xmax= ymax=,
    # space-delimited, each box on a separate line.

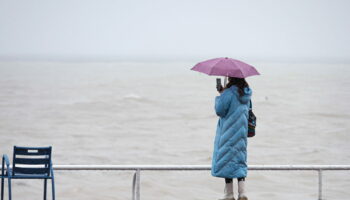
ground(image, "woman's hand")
xmin=217 ymin=85 xmax=224 ymax=93
xmin=218 ymin=87 xmax=225 ymax=94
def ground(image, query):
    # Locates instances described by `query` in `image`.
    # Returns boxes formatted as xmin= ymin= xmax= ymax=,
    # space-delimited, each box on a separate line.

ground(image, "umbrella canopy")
xmin=191 ymin=57 xmax=260 ymax=78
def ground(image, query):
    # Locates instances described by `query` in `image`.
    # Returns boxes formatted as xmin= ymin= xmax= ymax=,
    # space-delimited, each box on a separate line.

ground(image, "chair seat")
xmin=1 ymin=170 xmax=51 ymax=179
xmin=11 ymin=174 xmax=53 ymax=179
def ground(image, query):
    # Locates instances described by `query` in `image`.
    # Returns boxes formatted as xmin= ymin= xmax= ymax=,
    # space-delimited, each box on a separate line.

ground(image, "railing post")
xmin=132 ymin=171 xmax=136 ymax=200
xmin=132 ymin=169 xmax=141 ymax=200
xmin=318 ymin=169 xmax=323 ymax=200
xmin=136 ymin=169 xmax=140 ymax=200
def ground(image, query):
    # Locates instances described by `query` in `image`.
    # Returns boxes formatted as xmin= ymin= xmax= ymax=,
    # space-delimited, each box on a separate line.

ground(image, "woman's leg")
xmin=237 ymin=177 xmax=245 ymax=181
xmin=219 ymin=178 xmax=234 ymax=200
xmin=237 ymin=177 xmax=247 ymax=200
xmin=225 ymin=178 xmax=233 ymax=183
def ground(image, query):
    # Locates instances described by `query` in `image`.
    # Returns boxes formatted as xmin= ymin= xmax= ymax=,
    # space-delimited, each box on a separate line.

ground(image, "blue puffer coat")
xmin=211 ymin=86 xmax=252 ymax=179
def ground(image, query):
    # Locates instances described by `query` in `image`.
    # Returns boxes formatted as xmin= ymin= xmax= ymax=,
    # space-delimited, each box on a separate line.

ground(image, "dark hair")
xmin=225 ymin=77 xmax=249 ymax=96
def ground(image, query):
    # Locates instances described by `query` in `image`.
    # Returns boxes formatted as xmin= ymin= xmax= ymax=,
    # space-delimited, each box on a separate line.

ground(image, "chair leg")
xmin=44 ymin=179 xmax=47 ymax=200
xmin=1 ymin=177 xmax=4 ymax=200
xmin=51 ymin=178 xmax=55 ymax=200
xmin=7 ymin=178 xmax=11 ymax=200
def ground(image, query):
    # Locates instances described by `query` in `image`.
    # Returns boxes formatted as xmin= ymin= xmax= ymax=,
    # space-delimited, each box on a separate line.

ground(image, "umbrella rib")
xmin=229 ymin=59 xmax=244 ymax=78
xmin=208 ymin=58 xmax=225 ymax=75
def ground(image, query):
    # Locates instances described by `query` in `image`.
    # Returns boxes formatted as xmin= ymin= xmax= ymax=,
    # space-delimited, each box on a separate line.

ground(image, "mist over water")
xmin=0 ymin=61 xmax=349 ymax=200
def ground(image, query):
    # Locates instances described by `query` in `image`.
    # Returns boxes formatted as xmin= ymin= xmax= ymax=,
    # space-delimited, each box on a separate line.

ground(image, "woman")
xmin=212 ymin=77 xmax=251 ymax=200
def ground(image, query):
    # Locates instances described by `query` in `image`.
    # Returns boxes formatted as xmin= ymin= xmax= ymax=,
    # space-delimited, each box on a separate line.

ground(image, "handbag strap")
xmin=249 ymin=100 xmax=252 ymax=110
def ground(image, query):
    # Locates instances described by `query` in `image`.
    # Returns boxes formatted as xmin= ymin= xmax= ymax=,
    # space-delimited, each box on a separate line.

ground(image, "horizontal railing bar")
xmin=54 ymin=165 xmax=211 ymax=170
xmin=47 ymin=165 xmax=350 ymax=171
xmin=2 ymin=165 xmax=350 ymax=171
xmin=248 ymin=165 xmax=350 ymax=170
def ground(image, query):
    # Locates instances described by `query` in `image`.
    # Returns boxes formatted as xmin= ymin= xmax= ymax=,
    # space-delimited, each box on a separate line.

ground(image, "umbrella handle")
xmin=224 ymin=76 xmax=228 ymax=87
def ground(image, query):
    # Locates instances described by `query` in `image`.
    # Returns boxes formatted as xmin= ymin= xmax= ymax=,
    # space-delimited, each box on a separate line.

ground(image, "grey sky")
xmin=0 ymin=0 xmax=349 ymax=61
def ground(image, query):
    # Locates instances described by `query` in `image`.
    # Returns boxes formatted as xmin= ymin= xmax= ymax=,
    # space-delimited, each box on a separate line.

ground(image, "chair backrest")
xmin=12 ymin=146 xmax=52 ymax=176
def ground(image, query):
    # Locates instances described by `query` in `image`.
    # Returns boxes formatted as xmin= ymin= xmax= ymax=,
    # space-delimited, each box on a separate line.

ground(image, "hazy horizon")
xmin=1 ymin=0 xmax=350 ymax=63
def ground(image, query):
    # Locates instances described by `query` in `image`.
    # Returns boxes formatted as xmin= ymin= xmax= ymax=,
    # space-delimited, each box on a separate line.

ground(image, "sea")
xmin=0 ymin=61 xmax=349 ymax=200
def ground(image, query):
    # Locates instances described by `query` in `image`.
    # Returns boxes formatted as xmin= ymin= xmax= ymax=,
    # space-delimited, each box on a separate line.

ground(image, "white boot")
xmin=238 ymin=180 xmax=248 ymax=200
xmin=218 ymin=182 xmax=235 ymax=200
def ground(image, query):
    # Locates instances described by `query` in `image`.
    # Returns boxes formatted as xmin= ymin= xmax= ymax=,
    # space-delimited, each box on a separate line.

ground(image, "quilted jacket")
xmin=211 ymin=86 xmax=252 ymax=178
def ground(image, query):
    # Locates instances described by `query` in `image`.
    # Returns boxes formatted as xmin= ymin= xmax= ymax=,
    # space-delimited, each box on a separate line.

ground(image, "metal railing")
xmin=49 ymin=164 xmax=350 ymax=200
xmin=1 ymin=165 xmax=349 ymax=200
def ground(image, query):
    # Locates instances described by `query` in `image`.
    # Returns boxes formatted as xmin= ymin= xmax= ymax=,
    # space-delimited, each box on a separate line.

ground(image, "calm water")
xmin=0 ymin=61 xmax=349 ymax=200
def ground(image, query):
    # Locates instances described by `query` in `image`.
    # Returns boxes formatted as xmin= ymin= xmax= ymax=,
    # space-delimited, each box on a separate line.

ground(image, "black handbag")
xmin=248 ymin=100 xmax=256 ymax=137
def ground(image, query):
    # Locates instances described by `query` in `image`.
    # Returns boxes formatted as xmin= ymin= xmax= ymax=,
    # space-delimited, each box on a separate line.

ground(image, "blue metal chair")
xmin=1 ymin=146 xmax=55 ymax=200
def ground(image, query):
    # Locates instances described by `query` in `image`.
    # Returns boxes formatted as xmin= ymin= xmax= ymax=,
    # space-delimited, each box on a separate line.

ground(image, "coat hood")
xmin=230 ymin=86 xmax=252 ymax=104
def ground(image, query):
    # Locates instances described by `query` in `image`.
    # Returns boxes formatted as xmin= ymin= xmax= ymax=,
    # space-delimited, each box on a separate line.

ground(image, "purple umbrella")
xmin=191 ymin=57 xmax=260 ymax=78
